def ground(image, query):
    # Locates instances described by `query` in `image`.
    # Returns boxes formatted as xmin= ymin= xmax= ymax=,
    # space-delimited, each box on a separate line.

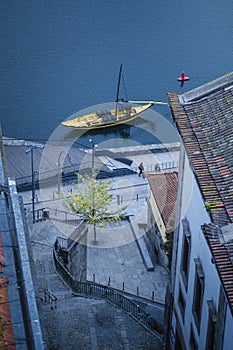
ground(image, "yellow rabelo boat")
xmin=61 ymin=65 xmax=167 ymax=130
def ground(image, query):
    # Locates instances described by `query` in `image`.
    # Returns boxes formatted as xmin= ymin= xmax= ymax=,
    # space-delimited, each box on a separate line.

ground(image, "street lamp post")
xmin=25 ymin=147 xmax=36 ymax=223
xmin=31 ymin=149 xmax=35 ymax=223
xmin=89 ymin=138 xmax=98 ymax=170
xmin=89 ymin=139 xmax=94 ymax=169
xmin=57 ymin=151 xmax=69 ymax=193
xmin=57 ymin=151 xmax=74 ymax=193
xmin=25 ymin=143 xmax=44 ymax=223
xmin=88 ymin=139 xmax=99 ymax=243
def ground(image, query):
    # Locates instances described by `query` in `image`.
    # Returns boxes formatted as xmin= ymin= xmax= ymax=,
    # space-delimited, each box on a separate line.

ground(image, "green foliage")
xmin=58 ymin=249 xmax=68 ymax=266
xmin=205 ymin=201 xmax=218 ymax=211
xmin=164 ymin=230 xmax=174 ymax=262
xmin=205 ymin=201 xmax=211 ymax=211
xmin=62 ymin=169 xmax=127 ymax=241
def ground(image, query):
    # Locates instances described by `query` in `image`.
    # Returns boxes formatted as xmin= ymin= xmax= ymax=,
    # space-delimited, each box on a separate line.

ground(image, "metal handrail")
xmin=32 ymin=207 xmax=83 ymax=223
xmin=133 ymin=161 xmax=178 ymax=173
xmin=53 ymin=243 xmax=164 ymax=342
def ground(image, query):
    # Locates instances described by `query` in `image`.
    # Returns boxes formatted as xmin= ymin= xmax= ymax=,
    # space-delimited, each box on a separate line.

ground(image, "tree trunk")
xmin=93 ymin=223 xmax=97 ymax=243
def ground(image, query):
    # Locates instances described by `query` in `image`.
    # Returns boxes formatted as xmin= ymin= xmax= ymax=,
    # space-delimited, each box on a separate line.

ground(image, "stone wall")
xmin=66 ymin=222 xmax=88 ymax=281
xmin=145 ymin=204 xmax=169 ymax=268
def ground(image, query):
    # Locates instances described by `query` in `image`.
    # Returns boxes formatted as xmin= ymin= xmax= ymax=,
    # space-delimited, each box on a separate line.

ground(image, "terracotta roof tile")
xmin=146 ymin=171 xmax=178 ymax=232
xmin=168 ymin=72 xmax=233 ymax=315
xmin=0 ymin=231 xmax=16 ymax=349
xmin=168 ymin=82 xmax=233 ymax=226
xmin=0 ymin=233 xmax=4 ymax=273
xmin=203 ymin=223 xmax=233 ymax=315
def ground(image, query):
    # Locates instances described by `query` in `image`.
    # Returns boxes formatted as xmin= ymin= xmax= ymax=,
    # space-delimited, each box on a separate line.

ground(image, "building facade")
xmin=146 ymin=171 xmax=178 ymax=268
xmin=167 ymin=72 xmax=233 ymax=349
xmin=0 ymin=133 xmax=45 ymax=349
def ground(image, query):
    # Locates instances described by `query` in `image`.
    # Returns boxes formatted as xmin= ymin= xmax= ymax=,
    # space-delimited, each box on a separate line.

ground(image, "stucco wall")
xmin=146 ymin=201 xmax=169 ymax=268
xmin=171 ymin=148 xmax=232 ymax=349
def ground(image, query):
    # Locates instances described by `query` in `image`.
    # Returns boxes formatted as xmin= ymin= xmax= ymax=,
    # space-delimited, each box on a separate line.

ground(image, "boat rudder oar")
xmin=128 ymin=100 xmax=168 ymax=105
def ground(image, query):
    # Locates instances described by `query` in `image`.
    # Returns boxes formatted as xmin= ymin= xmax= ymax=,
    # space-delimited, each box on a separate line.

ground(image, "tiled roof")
xmin=168 ymin=72 xmax=233 ymax=315
xmin=146 ymin=171 xmax=178 ymax=232
xmin=0 ymin=232 xmax=5 ymax=274
xmin=203 ymin=223 xmax=233 ymax=315
xmin=168 ymin=72 xmax=233 ymax=227
xmin=0 ymin=231 xmax=16 ymax=349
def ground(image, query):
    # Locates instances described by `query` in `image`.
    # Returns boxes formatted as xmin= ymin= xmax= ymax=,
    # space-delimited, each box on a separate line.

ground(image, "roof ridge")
xmin=179 ymin=72 xmax=233 ymax=104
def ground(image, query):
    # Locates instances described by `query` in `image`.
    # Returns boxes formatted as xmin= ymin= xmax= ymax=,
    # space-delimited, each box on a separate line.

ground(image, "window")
xmin=180 ymin=218 xmax=191 ymax=288
xmin=175 ymin=332 xmax=182 ymax=350
xmin=174 ymin=312 xmax=186 ymax=350
xmin=190 ymin=324 xmax=198 ymax=350
xmin=178 ymin=285 xmax=186 ymax=322
xmin=192 ymin=258 xmax=204 ymax=333
xmin=205 ymin=300 xmax=217 ymax=350
xmin=215 ymin=286 xmax=227 ymax=349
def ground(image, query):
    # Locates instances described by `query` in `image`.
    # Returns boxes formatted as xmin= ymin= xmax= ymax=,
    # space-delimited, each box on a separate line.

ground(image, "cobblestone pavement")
xmin=31 ymin=222 xmax=164 ymax=349
xmin=40 ymin=296 xmax=163 ymax=350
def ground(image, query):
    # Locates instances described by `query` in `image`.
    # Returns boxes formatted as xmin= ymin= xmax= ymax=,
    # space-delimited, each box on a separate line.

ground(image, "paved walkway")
xmin=22 ymin=150 xmax=177 ymax=348
xmin=30 ymin=220 xmax=164 ymax=349
xmin=86 ymin=222 xmax=169 ymax=302
xmin=25 ymin=169 xmax=170 ymax=303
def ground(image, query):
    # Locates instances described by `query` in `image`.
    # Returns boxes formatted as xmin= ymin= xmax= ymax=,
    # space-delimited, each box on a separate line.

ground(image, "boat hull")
xmin=61 ymin=103 xmax=154 ymax=130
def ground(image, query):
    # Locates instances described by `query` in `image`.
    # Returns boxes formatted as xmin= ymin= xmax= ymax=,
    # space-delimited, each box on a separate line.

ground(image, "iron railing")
xmin=53 ymin=243 xmax=164 ymax=343
xmin=32 ymin=207 xmax=83 ymax=224
xmin=17 ymin=160 xmax=178 ymax=191
xmin=132 ymin=161 xmax=178 ymax=173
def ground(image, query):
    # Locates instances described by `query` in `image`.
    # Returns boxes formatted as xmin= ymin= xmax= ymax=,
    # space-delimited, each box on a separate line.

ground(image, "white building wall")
xmin=171 ymin=147 xmax=233 ymax=349
xmin=222 ymin=307 xmax=233 ymax=350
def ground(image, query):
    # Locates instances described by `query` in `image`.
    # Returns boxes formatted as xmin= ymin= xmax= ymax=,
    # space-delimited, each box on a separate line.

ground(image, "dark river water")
xmin=1 ymin=0 xmax=233 ymax=148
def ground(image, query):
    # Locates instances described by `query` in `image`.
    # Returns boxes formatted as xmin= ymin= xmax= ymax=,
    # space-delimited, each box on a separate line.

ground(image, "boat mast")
xmin=115 ymin=64 xmax=123 ymax=118
xmin=116 ymin=64 xmax=123 ymax=103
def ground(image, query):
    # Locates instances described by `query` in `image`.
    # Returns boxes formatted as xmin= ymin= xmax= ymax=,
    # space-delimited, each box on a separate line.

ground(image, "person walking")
xmin=138 ymin=162 xmax=144 ymax=177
